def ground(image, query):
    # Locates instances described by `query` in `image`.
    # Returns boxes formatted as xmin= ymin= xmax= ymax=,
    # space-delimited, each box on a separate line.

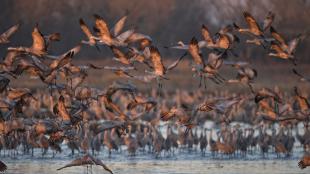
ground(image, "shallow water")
xmin=2 ymin=148 xmax=310 ymax=174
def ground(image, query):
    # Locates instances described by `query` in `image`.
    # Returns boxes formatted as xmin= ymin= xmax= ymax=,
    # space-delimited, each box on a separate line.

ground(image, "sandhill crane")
xmin=193 ymin=128 xmax=199 ymax=150
xmin=164 ymin=126 xmax=173 ymax=156
xmin=226 ymin=63 xmax=257 ymax=93
xmin=268 ymin=26 xmax=305 ymax=64
xmin=92 ymin=14 xmax=134 ymax=47
xmin=244 ymin=11 xmax=275 ymax=46
xmin=200 ymin=24 xmax=237 ymax=51
xmin=168 ymin=24 xmax=237 ymax=52
xmin=80 ymin=129 xmax=91 ymax=154
xmin=127 ymin=95 xmax=157 ymax=112
xmin=38 ymin=134 xmax=49 ymax=156
xmin=0 ymin=160 xmax=7 ymax=172
xmin=254 ymin=87 xmax=282 ymax=104
xmin=0 ymin=50 xmax=23 ymax=73
xmin=124 ymin=124 xmax=138 ymax=156
xmin=79 ymin=18 xmax=99 ymax=49
xmin=110 ymin=46 xmax=136 ymax=66
xmin=234 ymin=11 xmax=264 ymax=38
xmin=209 ymin=129 xmax=218 ymax=157
xmin=188 ymin=37 xmax=226 ymax=87
xmin=257 ymin=126 xmax=271 ymax=158
xmin=126 ymin=46 xmax=153 ymax=68
xmin=293 ymin=87 xmax=309 ymax=113
xmin=269 ymin=41 xmax=295 ymax=64
xmin=285 ymin=128 xmax=295 ymax=155
xmin=151 ymin=127 xmax=164 ymax=157
xmin=57 ymin=154 xmax=113 ymax=174
xmin=296 ymin=124 xmax=310 ymax=151
xmin=103 ymin=130 xmax=118 ymax=157
xmin=275 ymin=141 xmax=288 ymax=158
xmin=140 ymin=46 xmax=185 ymax=89
xmin=197 ymin=96 xmax=246 ymax=123
xmin=53 ymin=95 xmax=72 ymax=123
xmin=188 ymin=37 xmax=205 ymax=71
xmin=270 ymin=26 xmax=304 ymax=54
xmin=0 ymin=23 xmax=20 ymax=44
xmin=141 ymin=126 xmax=152 ymax=152
xmin=199 ymin=128 xmax=208 ymax=156
xmin=7 ymin=25 xmax=52 ymax=57
xmin=187 ymin=129 xmax=194 ymax=151
xmin=67 ymin=138 xmax=80 ymax=156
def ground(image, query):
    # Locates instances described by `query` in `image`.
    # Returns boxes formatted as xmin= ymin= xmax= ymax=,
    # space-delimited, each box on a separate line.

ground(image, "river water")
xmin=2 ymin=147 xmax=309 ymax=174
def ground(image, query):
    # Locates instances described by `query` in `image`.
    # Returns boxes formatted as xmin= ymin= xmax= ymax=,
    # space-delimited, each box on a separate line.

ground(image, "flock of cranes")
xmin=0 ymin=10 xmax=310 ymax=173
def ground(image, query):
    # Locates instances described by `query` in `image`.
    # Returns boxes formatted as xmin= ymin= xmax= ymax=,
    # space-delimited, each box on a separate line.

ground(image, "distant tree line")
xmin=0 ymin=0 xmax=309 ymax=62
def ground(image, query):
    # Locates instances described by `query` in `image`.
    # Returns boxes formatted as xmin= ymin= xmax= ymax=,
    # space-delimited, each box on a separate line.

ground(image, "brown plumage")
xmin=79 ymin=18 xmax=96 ymax=46
xmin=201 ymin=24 xmax=214 ymax=45
xmin=93 ymin=14 xmax=134 ymax=47
xmin=294 ymin=87 xmax=309 ymax=112
xmin=7 ymin=87 xmax=34 ymax=101
xmin=160 ymin=107 xmax=180 ymax=121
xmin=53 ymin=96 xmax=71 ymax=122
xmin=110 ymin=46 xmax=132 ymax=65
xmin=298 ymin=154 xmax=310 ymax=169
xmin=270 ymin=26 xmax=288 ymax=51
xmin=270 ymin=26 xmax=304 ymax=57
xmin=0 ymin=23 xmax=20 ymax=44
xmin=254 ymin=87 xmax=282 ymax=103
xmin=189 ymin=37 xmax=204 ymax=66
xmin=149 ymin=46 xmax=165 ymax=76
xmin=31 ymin=25 xmax=47 ymax=55
xmin=269 ymin=41 xmax=294 ymax=62
xmin=234 ymin=11 xmax=263 ymax=37
xmin=227 ymin=65 xmax=257 ymax=92
xmin=7 ymin=25 xmax=47 ymax=57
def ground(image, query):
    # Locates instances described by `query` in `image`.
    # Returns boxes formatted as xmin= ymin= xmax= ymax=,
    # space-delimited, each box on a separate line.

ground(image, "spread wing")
xmin=57 ymin=157 xmax=93 ymax=170
xmin=166 ymin=52 xmax=187 ymax=72
xmin=111 ymin=15 xmax=127 ymax=36
xmin=188 ymin=37 xmax=204 ymax=66
xmin=243 ymin=11 xmax=261 ymax=33
xmin=116 ymin=29 xmax=135 ymax=43
xmin=79 ymin=18 xmax=96 ymax=44
xmin=263 ymin=11 xmax=275 ymax=31
xmin=126 ymin=33 xmax=152 ymax=43
xmin=50 ymin=51 xmax=74 ymax=70
xmin=270 ymin=26 xmax=287 ymax=48
xmin=1 ymin=23 xmax=20 ymax=40
xmin=94 ymin=14 xmax=112 ymax=40
xmin=149 ymin=46 xmax=165 ymax=75
xmin=55 ymin=96 xmax=71 ymax=121
xmin=270 ymin=42 xmax=285 ymax=54
xmin=201 ymin=24 xmax=213 ymax=44
xmin=32 ymin=26 xmax=46 ymax=52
